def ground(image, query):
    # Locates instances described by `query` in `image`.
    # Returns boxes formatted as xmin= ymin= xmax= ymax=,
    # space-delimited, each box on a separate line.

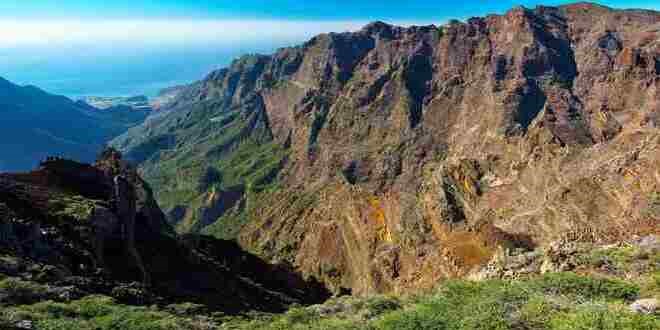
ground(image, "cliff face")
xmin=113 ymin=3 xmax=660 ymax=295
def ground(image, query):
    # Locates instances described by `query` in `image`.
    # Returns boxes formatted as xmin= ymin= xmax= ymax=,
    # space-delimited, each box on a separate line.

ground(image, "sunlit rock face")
xmin=114 ymin=3 xmax=660 ymax=296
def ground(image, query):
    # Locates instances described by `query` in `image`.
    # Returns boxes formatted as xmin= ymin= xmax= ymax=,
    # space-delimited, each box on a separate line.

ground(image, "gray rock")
xmin=15 ymin=320 xmax=33 ymax=329
xmin=634 ymin=235 xmax=660 ymax=254
xmin=0 ymin=255 xmax=21 ymax=276
xmin=629 ymin=298 xmax=658 ymax=315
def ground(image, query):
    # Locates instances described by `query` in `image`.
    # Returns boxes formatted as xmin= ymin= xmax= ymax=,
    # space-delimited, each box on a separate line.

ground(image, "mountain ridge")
xmin=0 ymin=77 xmax=148 ymax=172
xmin=112 ymin=2 xmax=660 ymax=295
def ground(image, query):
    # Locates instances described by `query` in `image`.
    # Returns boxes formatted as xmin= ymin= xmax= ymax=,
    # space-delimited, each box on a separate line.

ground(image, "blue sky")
xmin=0 ymin=1 xmax=658 ymax=48
xmin=0 ymin=0 xmax=658 ymax=98
xmin=1 ymin=1 xmax=658 ymax=20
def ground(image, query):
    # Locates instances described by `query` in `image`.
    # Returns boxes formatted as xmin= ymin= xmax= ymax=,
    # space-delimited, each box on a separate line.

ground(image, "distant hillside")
xmin=0 ymin=77 xmax=147 ymax=172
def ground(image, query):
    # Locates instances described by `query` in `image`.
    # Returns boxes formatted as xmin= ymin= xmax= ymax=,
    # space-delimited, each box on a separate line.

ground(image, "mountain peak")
xmin=560 ymin=1 xmax=613 ymax=11
xmin=113 ymin=2 xmax=660 ymax=297
xmin=361 ymin=20 xmax=399 ymax=37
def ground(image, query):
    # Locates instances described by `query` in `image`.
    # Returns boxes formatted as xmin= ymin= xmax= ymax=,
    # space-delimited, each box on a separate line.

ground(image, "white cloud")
xmin=0 ymin=19 xmax=435 ymax=48
xmin=0 ymin=19 xmax=351 ymax=47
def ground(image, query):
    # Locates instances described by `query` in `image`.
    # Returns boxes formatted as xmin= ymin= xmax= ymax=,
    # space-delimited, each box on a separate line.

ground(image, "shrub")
xmin=549 ymin=303 xmax=660 ymax=330
xmin=0 ymin=278 xmax=47 ymax=305
xmin=36 ymin=318 xmax=93 ymax=330
xmin=72 ymin=295 xmax=117 ymax=318
xmin=640 ymin=271 xmax=660 ymax=298
xmin=374 ymin=280 xmax=526 ymax=330
xmin=532 ymin=272 xmax=640 ymax=301
xmin=517 ymin=295 xmax=562 ymax=330
xmin=583 ymin=245 xmax=644 ymax=271
xmin=28 ymin=301 xmax=78 ymax=319
xmin=374 ymin=305 xmax=448 ymax=330
xmin=1 ymin=295 xmax=216 ymax=330
xmin=362 ymin=296 xmax=402 ymax=318
xmin=284 ymin=307 xmax=319 ymax=324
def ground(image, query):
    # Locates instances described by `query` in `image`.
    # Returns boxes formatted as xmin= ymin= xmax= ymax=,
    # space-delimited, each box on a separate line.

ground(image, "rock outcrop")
xmin=630 ymin=298 xmax=659 ymax=314
xmin=112 ymin=3 xmax=660 ymax=295
xmin=0 ymin=151 xmax=329 ymax=313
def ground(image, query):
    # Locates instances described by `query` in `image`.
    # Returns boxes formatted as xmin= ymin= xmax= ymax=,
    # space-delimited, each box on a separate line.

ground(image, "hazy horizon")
xmin=1 ymin=0 xmax=658 ymax=98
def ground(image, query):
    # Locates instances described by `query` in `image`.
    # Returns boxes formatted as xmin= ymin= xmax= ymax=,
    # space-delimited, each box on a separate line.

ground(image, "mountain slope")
xmin=0 ymin=78 xmax=146 ymax=172
xmin=0 ymin=150 xmax=329 ymax=317
xmin=113 ymin=2 xmax=660 ymax=295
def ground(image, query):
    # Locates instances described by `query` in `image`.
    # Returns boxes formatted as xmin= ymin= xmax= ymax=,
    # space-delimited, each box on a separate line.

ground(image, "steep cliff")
xmin=113 ymin=3 xmax=660 ymax=295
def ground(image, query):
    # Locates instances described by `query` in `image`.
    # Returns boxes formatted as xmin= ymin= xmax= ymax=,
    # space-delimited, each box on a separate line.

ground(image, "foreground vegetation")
xmin=1 ymin=271 xmax=657 ymax=330
xmin=223 ymin=272 xmax=658 ymax=330
xmin=0 ymin=294 xmax=216 ymax=330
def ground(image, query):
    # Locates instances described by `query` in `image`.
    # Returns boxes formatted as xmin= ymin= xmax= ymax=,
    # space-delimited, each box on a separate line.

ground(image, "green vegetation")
xmin=168 ymin=139 xmax=286 ymax=235
xmin=577 ymin=244 xmax=660 ymax=295
xmin=0 ymin=295 xmax=215 ymax=330
xmin=201 ymin=205 xmax=250 ymax=240
xmin=530 ymin=272 xmax=640 ymax=300
xmin=641 ymin=271 xmax=660 ymax=298
xmin=0 ymin=278 xmax=49 ymax=305
xmin=221 ymin=273 xmax=658 ymax=330
xmin=119 ymin=95 xmax=288 ymax=236
xmin=47 ymin=195 xmax=101 ymax=223
xmin=2 ymin=272 xmax=657 ymax=329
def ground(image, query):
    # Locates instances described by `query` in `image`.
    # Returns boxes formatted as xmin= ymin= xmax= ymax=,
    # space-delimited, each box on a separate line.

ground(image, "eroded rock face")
xmin=114 ymin=3 xmax=660 ymax=296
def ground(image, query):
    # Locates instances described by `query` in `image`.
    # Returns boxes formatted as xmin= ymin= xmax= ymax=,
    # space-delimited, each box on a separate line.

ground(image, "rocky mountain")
xmin=150 ymin=85 xmax=188 ymax=111
xmin=112 ymin=2 xmax=660 ymax=297
xmin=0 ymin=78 xmax=147 ymax=172
xmin=0 ymin=150 xmax=329 ymax=316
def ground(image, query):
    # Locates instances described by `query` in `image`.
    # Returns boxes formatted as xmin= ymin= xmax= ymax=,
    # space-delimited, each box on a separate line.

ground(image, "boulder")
xmin=629 ymin=298 xmax=659 ymax=315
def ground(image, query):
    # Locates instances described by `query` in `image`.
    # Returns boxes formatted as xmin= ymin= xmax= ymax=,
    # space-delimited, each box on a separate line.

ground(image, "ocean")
xmin=0 ymin=40 xmax=295 ymax=99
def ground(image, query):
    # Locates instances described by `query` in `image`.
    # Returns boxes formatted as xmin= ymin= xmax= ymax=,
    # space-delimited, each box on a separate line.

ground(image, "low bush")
xmin=0 ymin=278 xmax=48 ymax=305
xmin=549 ymin=303 xmax=659 ymax=330
xmin=531 ymin=272 xmax=640 ymax=301
xmin=2 ymin=272 xmax=657 ymax=330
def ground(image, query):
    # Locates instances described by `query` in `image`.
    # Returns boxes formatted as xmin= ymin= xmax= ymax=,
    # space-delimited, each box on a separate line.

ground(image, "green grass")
xmin=0 ymin=278 xmax=48 ymax=305
xmin=530 ymin=272 xmax=640 ymax=301
xmin=580 ymin=245 xmax=642 ymax=271
xmin=221 ymin=273 xmax=658 ymax=330
xmin=145 ymin=133 xmax=286 ymax=236
xmin=2 ymin=272 xmax=658 ymax=330
xmin=139 ymin=112 xmax=287 ymax=236
xmin=1 ymin=295 xmax=214 ymax=330
xmin=641 ymin=271 xmax=660 ymax=298
xmin=549 ymin=303 xmax=658 ymax=330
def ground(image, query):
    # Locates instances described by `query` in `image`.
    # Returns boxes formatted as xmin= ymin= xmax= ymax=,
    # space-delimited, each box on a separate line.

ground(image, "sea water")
xmin=0 ymin=40 xmax=295 ymax=99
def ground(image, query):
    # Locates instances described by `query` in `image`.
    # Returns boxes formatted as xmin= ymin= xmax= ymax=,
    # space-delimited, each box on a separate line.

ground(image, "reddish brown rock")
xmin=115 ymin=3 xmax=660 ymax=296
